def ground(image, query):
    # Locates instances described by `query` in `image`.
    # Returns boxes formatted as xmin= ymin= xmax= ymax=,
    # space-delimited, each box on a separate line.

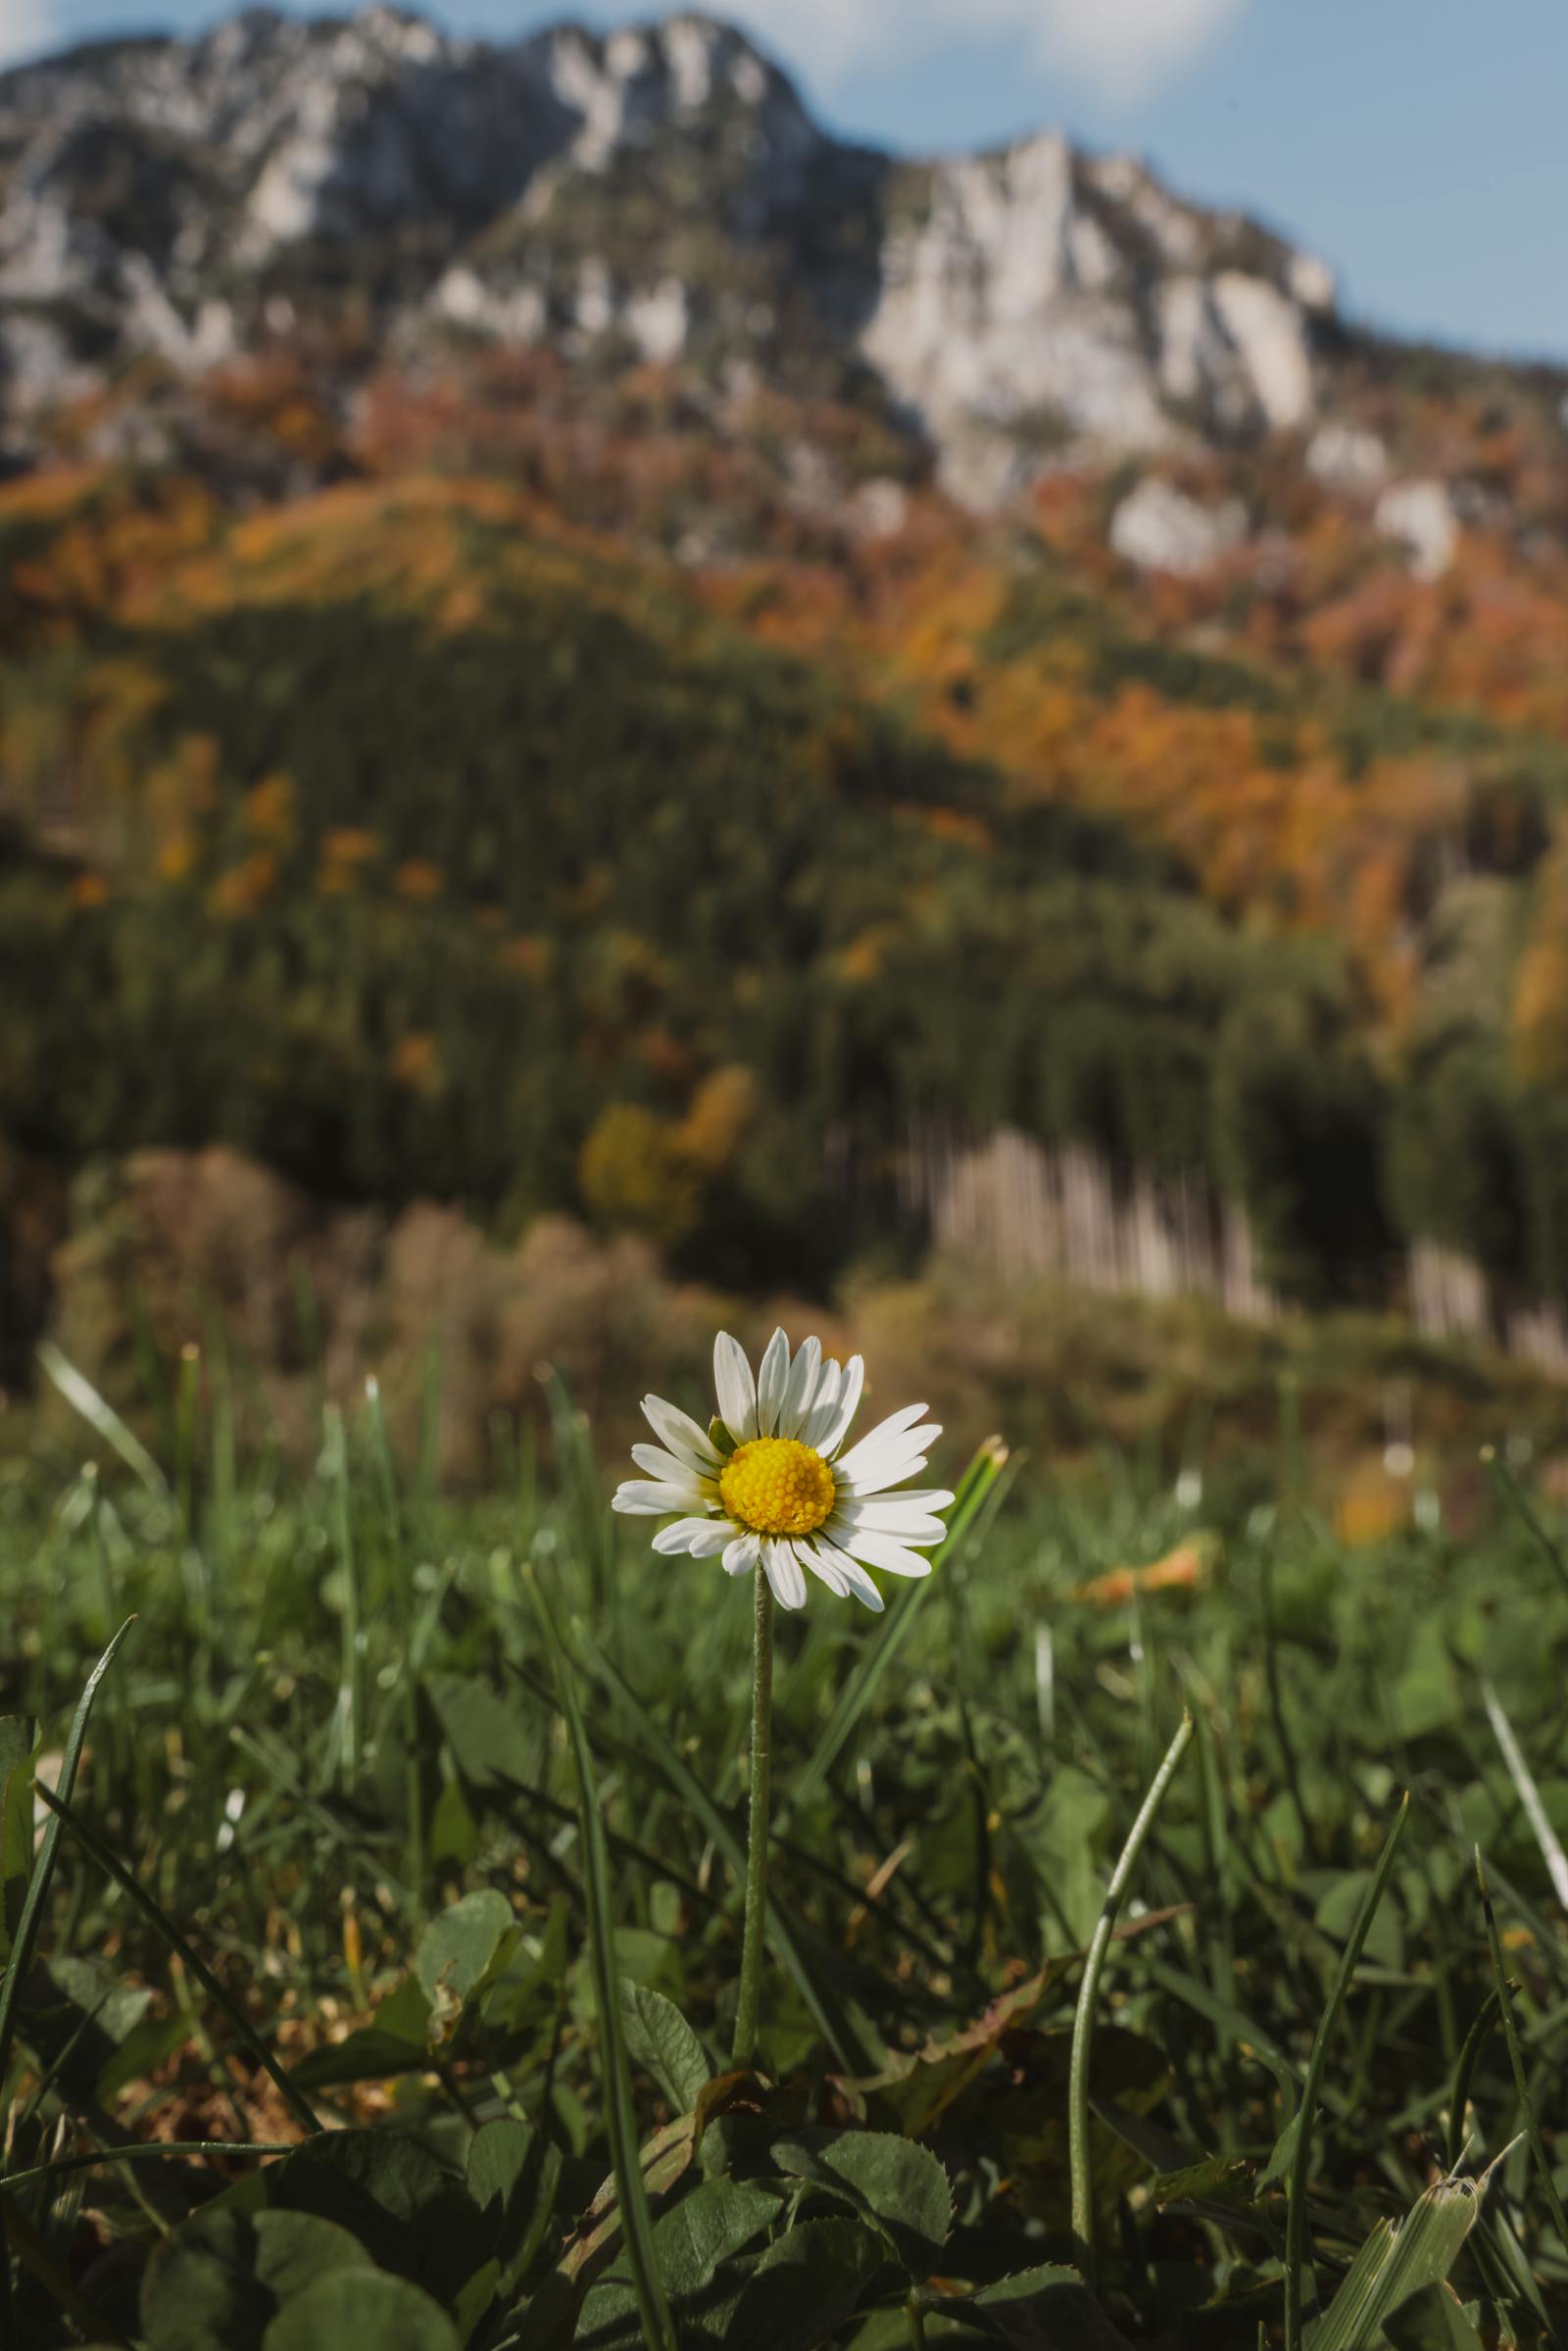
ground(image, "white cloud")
xmin=674 ymin=0 xmax=1249 ymax=103
xmin=0 ymin=0 xmax=59 ymax=69
xmin=1030 ymin=0 xmax=1250 ymax=101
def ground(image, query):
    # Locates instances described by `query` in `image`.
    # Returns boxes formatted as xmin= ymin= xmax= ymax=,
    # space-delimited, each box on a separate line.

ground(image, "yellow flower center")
xmin=720 ymin=1438 xmax=836 ymax=1538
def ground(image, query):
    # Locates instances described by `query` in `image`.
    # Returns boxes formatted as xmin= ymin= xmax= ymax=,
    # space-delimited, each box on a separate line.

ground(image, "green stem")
xmin=732 ymin=1563 xmax=775 ymax=2070
xmin=905 ymin=2296 xmax=930 ymax=2349
xmin=1069 ymin=1710 xmax=1195 ymax=2286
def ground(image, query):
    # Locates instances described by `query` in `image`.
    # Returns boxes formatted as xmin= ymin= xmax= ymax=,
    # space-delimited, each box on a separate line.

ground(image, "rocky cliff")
xmin=0 ymin=5 xmax=1356 ymax=499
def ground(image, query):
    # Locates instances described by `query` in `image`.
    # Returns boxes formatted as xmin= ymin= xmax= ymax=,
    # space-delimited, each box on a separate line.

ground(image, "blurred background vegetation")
xmin=6 ymin=340 xmax=1568 ymax=1495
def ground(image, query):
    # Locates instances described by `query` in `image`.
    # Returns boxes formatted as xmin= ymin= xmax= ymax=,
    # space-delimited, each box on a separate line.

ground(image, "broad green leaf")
xmin=579 ymin=2178 xmax=781 ymax=2347
xmin=523 ymin=2113 xmax=699 ymax=2345
xmin=1150 ymin=2155 xmax=1257 ymax=2212
xmin=424 ymin=1674 xmax=533 ymax=1788
xmin=724 ymin=2218 xmax=888 ymax=2350
xmin=772 ymin=2131 xmax=953 ymax=2278
xmin=416 ymin=1888 xmax=517 ymax=2043
xmin=467 ymin=2116 xmax=564 ymax=2292
xmin=620 ymin=1981 xmax=712 ymax=2113
xmin=1391 ymin=1622 xmax=1465 ymax=1741
xmin=428 ymin=1773 xmax=479 ymax=1869
xmin=1382 ymin=2285 xmax=1488 ymax=2351
xmin=1305 ymin=2177 xmax=1488 ymax=2351
xmin=261 ymin=2270 xmax=459 ymax=2351
xmin=954 ymin=2265 xmax=1135 ymax=2348
xmin=1313 ymin=1871 xmax=1404 ymax=1972
xmin=292 ymin=1977 xmax=432 ymax=2090
xmin=271 ymin=2130 xmax=491 ymax=2311
xmin=568 ymin=1927 xmax=684 ymax=2027
xmin=1022 ymin=1767 xmax=1112 ymax=1948
xmin=141 ymin=2207 xmax=373 ymax=2350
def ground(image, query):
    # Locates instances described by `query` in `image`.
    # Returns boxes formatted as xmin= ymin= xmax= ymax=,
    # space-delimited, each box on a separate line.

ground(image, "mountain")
xmin=5 ymin=7 xmax=1568 ymax=1398
xmin=0 ymin=3 xmax=1458 ymax=504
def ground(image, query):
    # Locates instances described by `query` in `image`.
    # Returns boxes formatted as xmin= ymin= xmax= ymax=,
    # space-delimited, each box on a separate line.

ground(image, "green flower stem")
xmin=1069 ymin=1710 xmax=1195 ymax=2286
xmin=732 ymin=1562 xmax=776 ymax=2070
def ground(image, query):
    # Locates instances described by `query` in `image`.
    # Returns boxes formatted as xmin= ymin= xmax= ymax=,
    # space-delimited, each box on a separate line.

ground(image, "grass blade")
xmin=35 ymin=1345 xmax=169 ymax=1499
xmin=527 ymin=1563 xmax=676 ymax=2351
xmin=1475 ymin=1847 xmax=1568 ymax=2266
xmin=1069 ymin=1711 xmax=1194 ymax=2284
xmin=323 ymin=1403 xmax=363 ymax=1783
xmin=1446 ymin=1989 xmax=1502 ymax=2174
xmin=30 ymin=1784 xmax=324 ymax=2140
xmin=1480 ymin=1680 xmax=1568 ymax=1911
xmin=0 ymin=1619 xmax=136 ymax=2333
xmin=1305 ymin=2162 xmax=1499 ymax=2351
xmin=789 ymin=1437 xmax=1011 ymax=1814
xmin=1482 ymin=1447 xmax=1568 ymax=1609
xmin=0 ymin=1619 xmax=137 ymax=2150
xmin=585 ymin=1645 xmax=871 ymax=2073
xmin=1284 ymin=1791 xmax=1410 ymax=2351
xmin=3 ymin=2139 xmax=294 ymax=2192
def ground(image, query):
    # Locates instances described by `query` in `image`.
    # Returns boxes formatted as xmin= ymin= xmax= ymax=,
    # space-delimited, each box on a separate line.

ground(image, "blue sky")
xmin=6 ymin=0 xmax=1565 ymax=365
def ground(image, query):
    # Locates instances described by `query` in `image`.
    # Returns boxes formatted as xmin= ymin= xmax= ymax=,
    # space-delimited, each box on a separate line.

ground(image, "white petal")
xmin=779 ymin=1335 xmax=822 ymax=1439
xmin=838 ymin=1429 xmax=942 ymax=1495
xmin=612 ymin=1478 xmax=706 ymax=1515
xmin=827 ymin=1522 xmax=935 ymax=1580
xmin=631 ymin=1442 xmax=716 ymax=1489
xmin=806 ymin=1535 xmax=885 ymax=1613
xmin=761 ymin=1537 xmax=808 ymax=1611
xmin=686 ymin=1519 xmax=735 ymax=1557
xmin=755 ymin=1327 xmax=791 ymax=1437
xmin=834 ymin=1403 xmax=931 ymax=1483
xmin=652 ymin=1515 xmax=724 ymax=1555
xmin=833 ymin=1506 xmax=949 ymax=1543
xmin=723 ymin=1531 xmax=760 ymax=1577
xmin=641 ymin=1395 xmax=719 ymax=1474
xmin=812 ymin=1356 xmax=864 ymax=1457
xmin=713 ymin=1333 xmax=758 ymax=1445
xmin=799 ymin=1360 xmax=841 ymax=1449
xmin=840 ymin=1459 xmax=930 ymax=1502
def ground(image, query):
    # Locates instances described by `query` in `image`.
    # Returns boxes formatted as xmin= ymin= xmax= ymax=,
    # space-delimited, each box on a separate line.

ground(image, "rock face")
xmin=0 ymin=5 xmax=1348 ymax=496
xmin=1376 ymin=477 xmax=1460 ymax=578
xmin=1109 ymin=476 xmax=1248 ymax=575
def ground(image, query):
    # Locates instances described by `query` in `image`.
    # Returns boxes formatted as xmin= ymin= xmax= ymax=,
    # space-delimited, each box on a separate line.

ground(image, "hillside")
xmin=4 ymin=8 xmax=1568 ymax=1402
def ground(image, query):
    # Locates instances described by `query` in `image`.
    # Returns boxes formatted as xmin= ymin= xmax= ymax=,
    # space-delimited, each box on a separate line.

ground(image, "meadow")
xmin=2 ymin=1346 xmax=1566 ymax=2348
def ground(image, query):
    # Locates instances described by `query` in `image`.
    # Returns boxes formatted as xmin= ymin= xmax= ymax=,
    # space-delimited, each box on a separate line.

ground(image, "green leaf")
xmin=424 ymin=1673 xmax=533 ymax=1788
xmin=428 ymin=1775 xmax=479 ymax=1870
xmin=953 ymin=2265 xmax=1135 ymax=2348
xmin=271 ymin=2130 xmax=491 ymax=2312
xmin=771 ymin=2131 xmax=953 ymax=2278
xmin=415 ymin=1889 xmax=517 ymax=2044
xmin=261 ymin=2269 xmax=459 ymax=2351
xmin=724 ymin=2218 xmax=888 ymax=2350
xmin=1390 ymin=1622 xmax=1465 ymax=1740
xmin=467 ymin=2116 xmax=563 ymax=2292
xmin=1313 ymin=1871 xmax=1404 ymax=1972
xmin=141 ymin=2207 xmax=373 ymax=2350
xmin=291 ymin=1977 xmax=432 ymax=2090
xmin=579 ymin=2178 xmax=782 ymax=2347
xmin=1381 ymin=2285 xmax=1488 ymax=2351
xmin=619 ymin=1982 xmax=712 ymax=2113
xmin=1150 ymin=2155 xmax=1258 ymax=2212
xmin=1304 ymin=2176 xmax=1489 ymax=2351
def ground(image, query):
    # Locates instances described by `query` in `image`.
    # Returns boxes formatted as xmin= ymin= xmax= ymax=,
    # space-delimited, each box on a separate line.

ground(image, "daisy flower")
xmin=612 ymin=1328 xmax=953 ymax=1613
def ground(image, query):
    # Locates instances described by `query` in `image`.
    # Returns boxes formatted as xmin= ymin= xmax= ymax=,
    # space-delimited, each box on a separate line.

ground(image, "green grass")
xmin=2 ymin=1359 xmax=1568 ymax=2347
